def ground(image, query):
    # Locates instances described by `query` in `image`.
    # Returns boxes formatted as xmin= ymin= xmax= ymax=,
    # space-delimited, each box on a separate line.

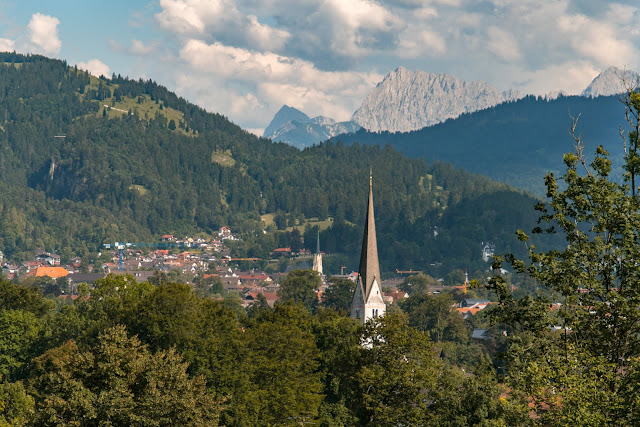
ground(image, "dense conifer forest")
xmin=0 ymin=52 xmax=557 ymax=275
xmin=334 ymin=93 xmax=627 ymax=195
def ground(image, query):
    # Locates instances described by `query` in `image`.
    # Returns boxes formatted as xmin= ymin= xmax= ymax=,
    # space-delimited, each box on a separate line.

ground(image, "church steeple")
xmin=312 ymin=230 xmax=323 ymax=276
xmin=350 ymin=169 xmax=386 ymax=323
xmin=358 ymin=168 xmax=381 ymax=300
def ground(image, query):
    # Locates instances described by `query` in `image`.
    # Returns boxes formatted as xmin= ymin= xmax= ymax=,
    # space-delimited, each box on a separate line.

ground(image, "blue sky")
xmin=0 ymin=0 xmax=638 ymax=134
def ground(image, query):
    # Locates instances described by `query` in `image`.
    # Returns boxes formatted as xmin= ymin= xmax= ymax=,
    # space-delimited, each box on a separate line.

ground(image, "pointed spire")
xmin=358 ymin=167 xmax=381 ymax=300
xmin=316 ymin=230 xmax=321 ymax=255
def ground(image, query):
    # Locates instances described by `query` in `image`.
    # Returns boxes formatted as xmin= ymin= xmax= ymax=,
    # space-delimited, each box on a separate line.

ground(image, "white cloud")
xmin=27 ymin=13 xmax=61 ymax=55
xmin=76 ymin=59 xmax=111 ymax=78
xmin=514 ymin=61 xmax=600 ymax=95
xmin=179 ymin=39 xmax=381 ymax=91
xmin=155 ymin=0 xmax=290 ymax=52
xmin=0 ymin=38 xmax=15 ymax=52
xmin=155 ymin=0 xmax=213 ymax=35
xmin=129 ymin=39 xmax=155 ymax=55
xmin=141 ymin=0 xmax=640 ymax=130
xmin=486 ymin=27 xmax=520 ymax=61
xmin=244 ymin=127 xmax=265 ymax=137
xmin=173 ymin=39 xmax=381 ymax=126
xmin=398 ymin=29 xmax=446 ymax=57
xmin=558 ymin=13 xmax=636 ymax=68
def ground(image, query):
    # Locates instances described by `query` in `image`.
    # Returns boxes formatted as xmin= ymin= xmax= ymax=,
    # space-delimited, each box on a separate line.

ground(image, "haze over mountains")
xmin=263 ymin=105 xmax=360 ymax=149
xmin=265 ymin=66 xmax=638 ymax=149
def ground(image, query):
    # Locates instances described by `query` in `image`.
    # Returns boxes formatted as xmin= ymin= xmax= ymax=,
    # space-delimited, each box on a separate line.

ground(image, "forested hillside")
xmin=0 ymin=53 xmax=557 ymax=274
xmin=334 ymin=94 xmax=626 ymax=195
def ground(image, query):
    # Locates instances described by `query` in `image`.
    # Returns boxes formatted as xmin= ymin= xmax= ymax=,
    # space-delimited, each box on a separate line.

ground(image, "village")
xmin=0 ymin=224 xmax=497 ymax=325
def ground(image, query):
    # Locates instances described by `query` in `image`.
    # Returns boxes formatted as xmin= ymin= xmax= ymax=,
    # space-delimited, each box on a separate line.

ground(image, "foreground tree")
xmin=322 ymin=277 xmax=355 ymax=312
xmin=489 ymin=88 xmax=640 ymax=423
xmin=352 ymin=313 xmax=440 ymax=425
xmin=29 ymin=325 xmax=223 ymax=426
xmin=237 ymin=303 xmax=323 ymax=425
xmin=278 ymin=269 xmax=321 ymax=312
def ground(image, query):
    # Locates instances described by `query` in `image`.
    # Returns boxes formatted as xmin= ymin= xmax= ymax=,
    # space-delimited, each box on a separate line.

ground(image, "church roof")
xmin=357 ymin=171 xmax=381 ymax=300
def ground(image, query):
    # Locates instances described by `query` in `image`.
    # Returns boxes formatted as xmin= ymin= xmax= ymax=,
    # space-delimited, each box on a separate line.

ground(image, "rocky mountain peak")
xmin=263 ymin=105 xmax=310 ymax=138
xmin=582 ymin=67 xmax=639 ymax=97
xmin=351 ymin=68 xmax=523 ymax=132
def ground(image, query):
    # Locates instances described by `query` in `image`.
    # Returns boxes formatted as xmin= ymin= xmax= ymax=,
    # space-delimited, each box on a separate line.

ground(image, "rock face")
xmin=263 ymin=105 xmax=312 ymax=138
xmin=351 ymin=67 xmax=524 ymax=132
xmin=264 ymin=105 xmax=360 ymax=149
xmin=582 ymin=67 xmax=639 ymax=97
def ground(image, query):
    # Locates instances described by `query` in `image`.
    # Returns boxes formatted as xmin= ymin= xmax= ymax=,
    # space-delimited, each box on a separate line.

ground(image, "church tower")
xmin=312 ymin=231 xmax=323 ymax=276
xmin=350 ymin=169 xmax=386 ymax=324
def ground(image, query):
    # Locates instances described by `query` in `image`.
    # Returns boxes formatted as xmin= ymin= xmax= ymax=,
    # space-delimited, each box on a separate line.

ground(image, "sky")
xmin=0 ymin=0 xmax=638 ymax=135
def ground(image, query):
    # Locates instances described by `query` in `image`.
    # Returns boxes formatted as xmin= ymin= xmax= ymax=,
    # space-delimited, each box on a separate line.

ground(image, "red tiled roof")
xmin=35 ymin=266 xmax=70 ymax=278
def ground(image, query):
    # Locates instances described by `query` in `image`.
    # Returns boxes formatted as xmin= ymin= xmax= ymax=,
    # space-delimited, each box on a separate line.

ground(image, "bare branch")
xmin=569 ymin=111 xmax=592 ymax=176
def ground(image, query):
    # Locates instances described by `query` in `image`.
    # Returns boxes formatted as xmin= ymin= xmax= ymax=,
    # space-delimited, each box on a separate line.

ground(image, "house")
xmin=471 ymin=329 xmax=490 ymax=340
xmin=482 ymin=242 xmax=495 ymax=262
xmin=384 ymin=290 xmax=409 ymax=304
xmin=67 ymin=273 xmax=105 ymax=286
xmin=239 ymin=273 xmax=272 ymax=286
xmin=111 ymin=270 xmax=157 ymax=283
xmin=33 ymin=266 xmax=70 ymax=278
xmin=272 ymin=247 xmax=292 ymax=256
xmin=35 ymin=252 xmax=61 ymax=266
xmin=457 ymin=299 xmax=494 ymax=319
xmin=459 ymin=299 xmax=491 ymax=308
xmin=161 ymin=234 xmax=175 ymax=242
xmin=243 ymin=291 xmax=280 ymax=308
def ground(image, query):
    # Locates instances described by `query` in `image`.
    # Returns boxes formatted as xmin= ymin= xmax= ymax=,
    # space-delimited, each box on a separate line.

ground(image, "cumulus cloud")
xmin=155 ymin=0 xmax=290 ymax=52
xmin=486 ymin=27 xmax=520 ymax=61
xmin=143 ymin=0 xmax=640 ymax=129
xmin=76 ymin=59 xmax=111 ymax=78
xmin=0 ymin=38 xmax=15 ymax=52
xmin=558 ymin=13 xmax=636 ymax=68
xmin=129 ymin=39 xmax=156 ymax=55
xmin=27 ymin=13 xmax=61 ymax=55
xmin=173 ymin=38 xmax=381 ymax=127
xmin=398 ymin=29 xmax=446 ymax=57
xmin=156 ymin=0 xmax=401 ymax=69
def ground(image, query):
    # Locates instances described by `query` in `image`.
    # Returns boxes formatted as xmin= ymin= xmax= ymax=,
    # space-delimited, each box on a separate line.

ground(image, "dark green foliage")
xmin=0 ymin=273 xmax=533 ymax=425
xmin=0 ymin=380 xmax=34 ymax=425
xmin=322 ymin=277 xmax=356 ymax=312
xmin=240 ymin=303 xmax=323 ymax=425
xmin=28 ymin=325 xmax=222 ymax=426
xmin=278 ymin=269 xmax=321 ymax=312
xmin=398 ymin=273 xmax=438 ymax=295
xmin=335 ymin=94 xmax=627 ymax=195
xmin=484 ymin=90 xmax=640 ymax=424
xmin=0 ymin=278 xmax=53 ymax=316
xmin=351 ymin=313 xmax=439 ymax=425
xmin=0 ymin=310 xmax=42 ymax=381
xmin=400 ymin=292 xmax=470 ymax=343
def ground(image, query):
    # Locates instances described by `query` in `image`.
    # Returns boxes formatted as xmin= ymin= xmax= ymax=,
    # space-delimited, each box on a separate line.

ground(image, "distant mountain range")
xmin=581 ymin=66 xmax=639 ymax=97
xmin=264 ymin=66 xmax=637 ymax=149
xmin=263 ymin=106 xmax=360 ymax=149
xmin=333 ymin=94 xmax=626 ymax=196
xmin=351 ymin=66 xmax=524 ymax=132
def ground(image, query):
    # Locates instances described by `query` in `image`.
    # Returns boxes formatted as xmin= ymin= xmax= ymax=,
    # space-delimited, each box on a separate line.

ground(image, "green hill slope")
xmin=0 ymin=53 xmax=559 ymax=275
